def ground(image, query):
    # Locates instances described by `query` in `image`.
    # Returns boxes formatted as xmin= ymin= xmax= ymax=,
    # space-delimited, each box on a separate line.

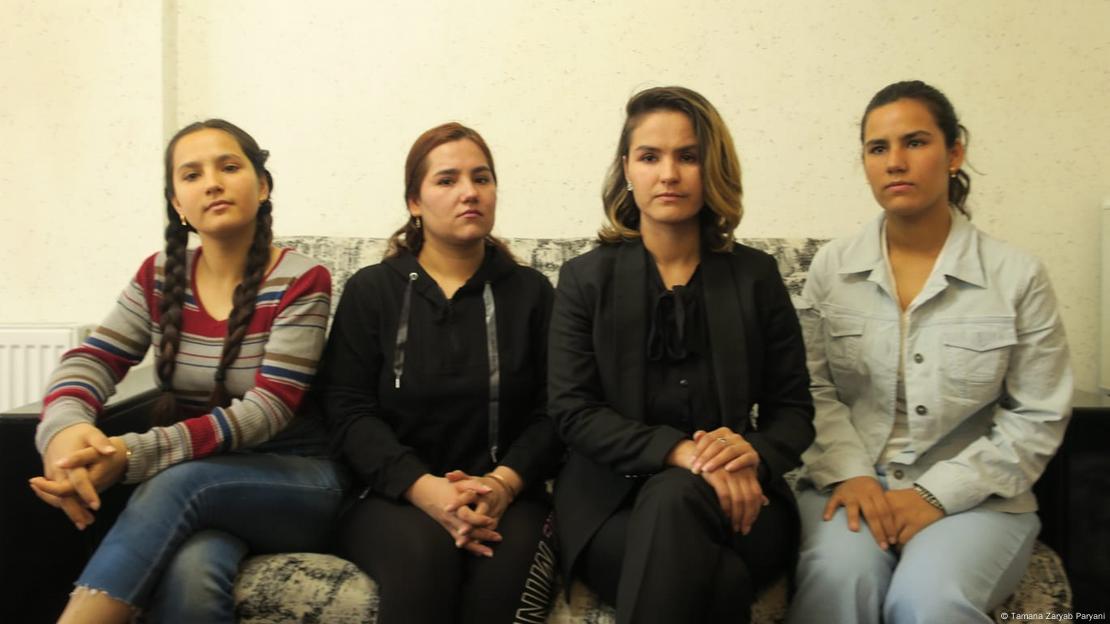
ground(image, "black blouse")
xmin=644 ymin=251 xmax=721 ymax=435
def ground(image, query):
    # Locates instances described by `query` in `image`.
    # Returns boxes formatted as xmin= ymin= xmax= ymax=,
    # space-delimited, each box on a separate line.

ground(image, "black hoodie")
xmin=320 ymin=244 xmax=562 ymax=499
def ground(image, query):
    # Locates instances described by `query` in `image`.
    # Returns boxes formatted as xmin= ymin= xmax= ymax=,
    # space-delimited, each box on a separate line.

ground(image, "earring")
xmin=178 ymin=213 xmax=187 ymax=227
xmin=949 ymin=169 xmax=958 ymax=179
xmin=626 ymin=181 xmax=633 ymax=192
xmin=413 ymin=216 xmax=422 ymax=229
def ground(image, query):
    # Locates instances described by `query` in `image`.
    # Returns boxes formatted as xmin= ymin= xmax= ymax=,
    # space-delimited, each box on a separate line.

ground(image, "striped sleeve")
xmin=35 ymin=255 xmax=156 ymax=454
xmin=119 ymin=263 xmax=331 ymax=482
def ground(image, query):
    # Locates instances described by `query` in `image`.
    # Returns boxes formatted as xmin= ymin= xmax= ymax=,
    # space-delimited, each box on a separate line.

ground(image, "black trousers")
xmin=579 ymin=468 xmax=795 ymax=624
xmin=339 ymin=493 xmax=556 ymax=624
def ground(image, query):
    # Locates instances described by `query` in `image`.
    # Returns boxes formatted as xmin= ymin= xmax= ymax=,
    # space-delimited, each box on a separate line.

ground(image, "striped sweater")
xmin=35 ymin=247 xmax=332 ymax=483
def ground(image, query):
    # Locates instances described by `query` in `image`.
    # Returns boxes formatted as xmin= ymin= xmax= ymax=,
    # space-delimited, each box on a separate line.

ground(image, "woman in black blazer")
xmin=549 ymin=86 xmax=815 ymax=624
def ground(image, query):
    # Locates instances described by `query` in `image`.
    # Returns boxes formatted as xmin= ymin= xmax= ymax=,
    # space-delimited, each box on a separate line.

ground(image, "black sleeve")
xmin=499 ymin=276 xmax=565 ymax=489
xmin=548 ymin=260 xmax=686 ymax=474
xmin=744 ymin=255 xmax=816 ymax=483
xmin=319 ymin=271 xmax=429 ymax=499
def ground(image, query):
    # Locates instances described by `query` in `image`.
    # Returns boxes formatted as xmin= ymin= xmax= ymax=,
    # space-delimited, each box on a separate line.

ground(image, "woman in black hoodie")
xmin=320 ymin=123 xmax=562 ymax=624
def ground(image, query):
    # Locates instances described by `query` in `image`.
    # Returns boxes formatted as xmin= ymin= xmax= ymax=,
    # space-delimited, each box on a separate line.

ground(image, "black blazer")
xmin=548 ymin=239 xmax=815 ymax=581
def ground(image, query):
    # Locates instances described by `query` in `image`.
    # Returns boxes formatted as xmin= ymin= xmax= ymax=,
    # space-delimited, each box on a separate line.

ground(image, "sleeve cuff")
xmin=119 ymin=431 xmax=155 ymax=483
xmin=915 ymin=463 xmax=987 ymax=515
xmin=802 ymin=451 xmax=876 ymax=490
xmin=35 ymin=400 xmax=96 ymax=455
xmin=377 ymin=452 xmax=431 ymax=501
xmin=645 ymin=426 xmax=687 ymax=472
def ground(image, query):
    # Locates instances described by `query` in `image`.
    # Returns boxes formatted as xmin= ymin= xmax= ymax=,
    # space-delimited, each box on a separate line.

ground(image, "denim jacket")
xmin=799 ymin=211 xmax=1072 ymax=514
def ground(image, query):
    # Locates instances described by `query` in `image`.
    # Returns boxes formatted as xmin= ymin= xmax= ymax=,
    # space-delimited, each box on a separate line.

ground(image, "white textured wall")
xmin=0 ymin=0 xmax=167 ymax=325
xmin=3 ymin=0 xmax=1108 ymax=391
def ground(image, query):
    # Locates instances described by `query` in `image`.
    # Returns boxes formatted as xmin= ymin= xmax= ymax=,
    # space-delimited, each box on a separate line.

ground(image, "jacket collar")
xmin=838 ymin=209 xmax=985 ymax=289
xmin=612 ymin=240 xmax=750 ymax=425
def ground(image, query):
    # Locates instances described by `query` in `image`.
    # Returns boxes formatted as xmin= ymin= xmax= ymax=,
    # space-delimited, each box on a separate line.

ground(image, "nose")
xmin=459 ymin=178 xmax=479 ymax=203
xmin=885 ymin=146 xmax=907 ymax=173
xmin=204 ymin=169 xmax=224 ymax=195
xmin=660 ymin=155 xmax=679 ymax=184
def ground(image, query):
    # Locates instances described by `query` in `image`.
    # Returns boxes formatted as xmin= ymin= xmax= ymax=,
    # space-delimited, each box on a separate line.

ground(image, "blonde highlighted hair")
xmin=599 ymin=86 xmax=743 ymax=251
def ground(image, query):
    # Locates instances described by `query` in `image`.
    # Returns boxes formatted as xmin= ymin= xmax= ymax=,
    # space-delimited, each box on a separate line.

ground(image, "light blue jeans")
xmin=75 ymin=452 xmax=346 ymax=623
xmin=786 ymin=484 xmax=1040 ymax=624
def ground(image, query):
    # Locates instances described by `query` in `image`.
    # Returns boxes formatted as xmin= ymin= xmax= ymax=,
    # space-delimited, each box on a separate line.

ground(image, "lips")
xmin=205 ymin=200 xmax=232 ymax=211
xmin=884 ymin=181 xmax=914 ymax=191
xmin=459 ymin=209 xmax=484 ymax=218
xmin=655 ymin=192 xmax=687 ymax=200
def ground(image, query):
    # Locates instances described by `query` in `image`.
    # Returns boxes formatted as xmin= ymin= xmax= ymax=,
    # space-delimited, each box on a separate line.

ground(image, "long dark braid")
xmin=153 ymin=119 xmax=275 ymax=425
xmin=152 ymin=217 xmax=191 ymax=425
xmin=208 ymin=205 xmax=273 ymax=409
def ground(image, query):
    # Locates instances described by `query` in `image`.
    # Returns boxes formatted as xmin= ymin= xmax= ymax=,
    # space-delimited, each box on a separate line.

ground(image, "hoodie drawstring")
xmin=393 ymin=272 xmax=417 ymax=388
xmin=483 ymin=281 xmax=501 ymax=464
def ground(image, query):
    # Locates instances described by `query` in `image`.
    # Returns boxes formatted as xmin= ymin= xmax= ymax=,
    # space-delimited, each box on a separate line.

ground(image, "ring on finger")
xmin=716 ymin=437 xmax=729 ymax=446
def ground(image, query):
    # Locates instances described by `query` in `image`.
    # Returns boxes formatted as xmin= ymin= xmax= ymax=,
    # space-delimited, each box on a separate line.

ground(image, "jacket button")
xmin=913 ymin=353 xmax=924 ymax=364
xmin=893 ymin=469 xmax=905 ymax=479
xmin=679 ymin=378 xmax=689 ymax=387
xmin=915 ymin=405 xmax=928 ymax=415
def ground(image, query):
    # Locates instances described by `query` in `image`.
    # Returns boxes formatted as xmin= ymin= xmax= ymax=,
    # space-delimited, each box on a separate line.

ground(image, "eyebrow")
xmin=432 ymin=165 xmax=493 ymax=176
xmin=176 ymin=153 xmax=243 ymax=173
xmin=864 ymin=130 xmax=934 ymax=148
xmin=632 ymin=143 xmax=699 ymax=153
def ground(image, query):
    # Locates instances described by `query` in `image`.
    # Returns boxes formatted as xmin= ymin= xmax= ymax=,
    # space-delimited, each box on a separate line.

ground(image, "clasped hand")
xmin=669 ymin=427 xmax=768 ymax=535
xmin=822 ymin=476 xmax=944 ymax=549
xmin=406 ymin=469 xmax=518 ymax=558
xmin=29 ymin=423 xmax=128 ymax=530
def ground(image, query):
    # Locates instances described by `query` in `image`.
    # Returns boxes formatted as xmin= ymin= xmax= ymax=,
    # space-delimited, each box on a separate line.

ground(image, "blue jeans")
xmin=75 ymin=453 xmax=346 ymax=622
xmin=786 ymin=484 xmax=1040 ymax=624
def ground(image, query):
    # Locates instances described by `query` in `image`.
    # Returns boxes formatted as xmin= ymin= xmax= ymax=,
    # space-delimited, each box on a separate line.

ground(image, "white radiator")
xmin=0 ymin=324 xmax=92 ymax=412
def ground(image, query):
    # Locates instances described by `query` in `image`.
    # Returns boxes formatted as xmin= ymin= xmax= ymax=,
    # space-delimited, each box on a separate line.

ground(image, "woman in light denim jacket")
xmin=787 ymin=80 xmax=1073 ymax=624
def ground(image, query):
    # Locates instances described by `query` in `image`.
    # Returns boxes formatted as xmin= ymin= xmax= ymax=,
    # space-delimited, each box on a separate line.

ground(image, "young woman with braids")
xmin=319 ymin=122 xmax=562 ymax=624
xmin=29 ymin=119 xmax=344 ymax=623
xmin=787 ymin=81 xmax=1073 ymax=623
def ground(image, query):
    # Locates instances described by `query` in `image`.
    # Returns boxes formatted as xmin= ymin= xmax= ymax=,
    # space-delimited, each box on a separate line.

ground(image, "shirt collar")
xmin=837 ymin=209 xmax=985 ymax=288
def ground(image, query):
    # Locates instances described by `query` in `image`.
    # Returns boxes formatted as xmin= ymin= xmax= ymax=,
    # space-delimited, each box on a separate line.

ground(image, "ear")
xmin=948 ymin=141 xmax=966 ymax=172
xmin=406 ymin=197 xmax=422 ymax=218
xmin=622 ymin=154 xmax=630 ymax=183
xmin=171 ymin=194 xmax=182 ymax=210
xmin=258 ymin=175 xmax=270 ymax=203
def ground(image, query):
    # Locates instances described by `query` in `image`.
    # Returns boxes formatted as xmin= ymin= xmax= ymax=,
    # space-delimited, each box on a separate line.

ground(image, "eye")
xmin=907 ymin=138 xmax=925 ymax=148
xmin=638 ymin=153 xmax=657 ymax=163
xmin=181 ymin=171 xmax=200 ymax=182
xmin=867 ymin=145 xmax=886 ymax=155
xmin=474 ymin=176 xmax=492 ymax=185
xmin=436 ymin=177 xmax=454 ymax=186
xmin=680 ymin=152 xmax=699 ymax=163
xmin=223 ymin=163 xmax=241 ymax=173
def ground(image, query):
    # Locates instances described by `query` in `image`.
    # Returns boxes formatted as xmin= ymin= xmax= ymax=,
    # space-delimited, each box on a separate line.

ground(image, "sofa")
xmin=0 ymin=235 xmax=1073 ymax=623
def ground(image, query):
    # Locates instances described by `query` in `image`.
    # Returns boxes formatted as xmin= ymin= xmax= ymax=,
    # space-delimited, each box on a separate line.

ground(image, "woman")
xmin=548 ymin=86 xmax=815 ymax=624
xmin=31 ymin=119 xmax=344 ymax=623
xmin=787 ymin=80 xmax=1073 ymax=624
xmin=320 ymin=122 xmax=562 ymax=624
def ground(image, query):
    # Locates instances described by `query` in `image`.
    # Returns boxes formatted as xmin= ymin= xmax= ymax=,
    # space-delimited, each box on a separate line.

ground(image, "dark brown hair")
xmin=861 ymin=80 xmax=971 ymax=215
xmin=155 ymin=119 xmax=274 ymax=424
xmin=599 ymin=86 xmax=743 ymax=252
xmin=386 ymin=122 xmax=513 ymax=260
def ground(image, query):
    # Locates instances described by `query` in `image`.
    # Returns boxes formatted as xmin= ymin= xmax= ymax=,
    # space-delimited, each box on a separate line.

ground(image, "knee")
xmin=883 ymin=582 xmax=981 ymax=624
xmin=796 ymin=527 xmax=891 ymax=591
xmin=634 ymin=468 xmax=713 ymax=516
xmin=148 ymin=530 xmax=246 ymax=618
xmin=883 ymin=565 xmax=989 ymax=624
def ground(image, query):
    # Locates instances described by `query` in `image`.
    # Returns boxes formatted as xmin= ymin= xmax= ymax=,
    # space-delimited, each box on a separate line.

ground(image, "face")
xmin=170 ymin=128 xmax=269 ymax=239
xmin=622 ymin=110 xmax=704 ymax=232
xmin=862 ymin=98 xmax=964 ymax=220
xmin=408 ymin=139 xmax=496 ymax=249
